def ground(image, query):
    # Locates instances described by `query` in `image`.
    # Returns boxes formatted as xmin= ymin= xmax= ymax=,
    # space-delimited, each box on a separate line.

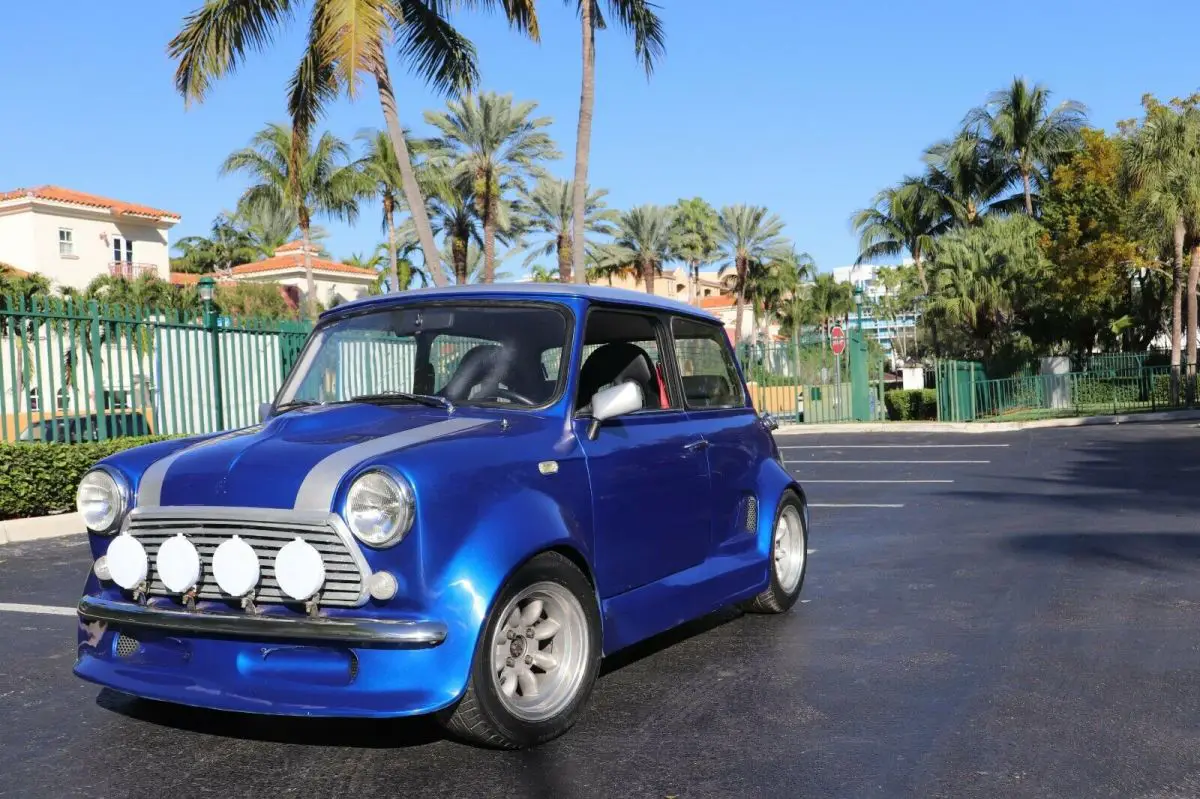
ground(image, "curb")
xmin=773 ymin=409 xmax=1200 ymax=435
xmin=0 ymin=512 xmax=83 ymax=546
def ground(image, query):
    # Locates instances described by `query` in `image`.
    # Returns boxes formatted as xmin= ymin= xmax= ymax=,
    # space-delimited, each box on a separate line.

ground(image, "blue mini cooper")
xmin=74 ymin=284 xmax=809 ymax=748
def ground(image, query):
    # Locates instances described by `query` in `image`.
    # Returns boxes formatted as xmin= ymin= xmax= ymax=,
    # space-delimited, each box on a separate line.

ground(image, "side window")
xmin=671 ymin=317 xmax=747 ymax=410
xmin=576 ymin=310 xmax=676 ymax=412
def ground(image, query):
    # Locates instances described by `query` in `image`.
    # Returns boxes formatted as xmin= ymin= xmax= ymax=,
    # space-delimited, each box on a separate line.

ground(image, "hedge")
xmin=0 ymin=436 xmax=173 ymax=521
xmin=884 ymin=389 xmax=937 ymax=421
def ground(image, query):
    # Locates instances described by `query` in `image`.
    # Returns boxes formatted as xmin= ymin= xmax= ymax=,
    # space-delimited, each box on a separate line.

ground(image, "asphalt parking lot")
xmin=4 ymin=422 xmax=1200 ymax=798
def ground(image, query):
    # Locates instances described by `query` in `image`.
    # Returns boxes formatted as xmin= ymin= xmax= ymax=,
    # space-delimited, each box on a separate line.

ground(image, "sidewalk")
xmin=0 ymin=512 xmax=83 ymax=546
xmin=775 ymin=408 xmax=1200 ymax=435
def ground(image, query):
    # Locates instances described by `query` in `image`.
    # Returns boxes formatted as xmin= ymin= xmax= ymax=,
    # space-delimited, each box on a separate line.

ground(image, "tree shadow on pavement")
xmin=1007 ymin=532 xmax=1200 ymax=572
xmin=950 ymin=423 xmax=1200 ymax=514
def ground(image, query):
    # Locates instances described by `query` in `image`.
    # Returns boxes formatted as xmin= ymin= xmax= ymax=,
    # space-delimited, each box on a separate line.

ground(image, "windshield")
xmin=276 ymin=302 xmax=571 ymax=411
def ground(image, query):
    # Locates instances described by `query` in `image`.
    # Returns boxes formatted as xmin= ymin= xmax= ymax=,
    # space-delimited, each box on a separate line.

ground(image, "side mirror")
xmin=760 ymin=411 xmax=779 ymax=431
xmin=259 ymin=402 xmax=275 ymax=423
xmin=587 ymin=381 xmax=643 ymax=440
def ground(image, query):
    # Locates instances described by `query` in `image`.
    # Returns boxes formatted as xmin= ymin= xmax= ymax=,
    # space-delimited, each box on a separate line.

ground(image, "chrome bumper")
xmin=78 ymin=596 xmax=447 ymax=648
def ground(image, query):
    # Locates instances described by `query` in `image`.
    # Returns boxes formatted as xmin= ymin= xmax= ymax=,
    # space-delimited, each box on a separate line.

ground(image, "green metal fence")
xmin=738 ymin=341 xmax=887 ymax=424
xmin=971 ymin=365 xmax=1195 ymax=421
xmin=0 ymin=295 xmax=311 ymax=443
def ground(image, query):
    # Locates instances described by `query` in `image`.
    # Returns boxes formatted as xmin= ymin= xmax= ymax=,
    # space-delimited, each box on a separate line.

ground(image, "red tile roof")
xmin=168 ymin=272 xmax=234 ymax=286
xmin=0 ymin=185 xmax=180 ymax=221
xmin=231 ymin=253 xmax=376 ymax=278
xmin=699 ymin=295 xmax=735 ymax=309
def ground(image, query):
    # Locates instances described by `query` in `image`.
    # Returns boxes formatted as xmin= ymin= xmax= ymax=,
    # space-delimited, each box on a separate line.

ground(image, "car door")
xmin=575 ymin=308 xmax=712 ymax=598
xmin=669 ymin=315 xmax=769 ymax=553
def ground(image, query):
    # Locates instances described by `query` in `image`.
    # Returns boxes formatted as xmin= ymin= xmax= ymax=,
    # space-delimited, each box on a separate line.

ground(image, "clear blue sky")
xmin=1 ymin=1 xmax=1196 ymax=275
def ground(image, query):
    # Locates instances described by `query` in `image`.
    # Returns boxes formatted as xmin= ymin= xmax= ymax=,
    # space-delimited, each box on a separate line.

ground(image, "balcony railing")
xmin=109 ymin=262 xmax=159 ymax=279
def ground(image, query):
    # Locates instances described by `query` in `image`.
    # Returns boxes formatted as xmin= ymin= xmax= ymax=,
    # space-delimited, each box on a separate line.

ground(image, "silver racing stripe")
xmin=137 ymin=426 xmax=263 ymax=507
xmin=292 ymin=417 xmax=490 ymax=512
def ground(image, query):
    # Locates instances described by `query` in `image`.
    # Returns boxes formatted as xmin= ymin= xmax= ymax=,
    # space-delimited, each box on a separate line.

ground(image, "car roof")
xmin=323 ymin=283 xmax=724 ymax=324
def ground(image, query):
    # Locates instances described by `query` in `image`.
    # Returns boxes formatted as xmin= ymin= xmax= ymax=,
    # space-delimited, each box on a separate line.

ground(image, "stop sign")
xmin=830 ymin=325 xmax=846 ymax=355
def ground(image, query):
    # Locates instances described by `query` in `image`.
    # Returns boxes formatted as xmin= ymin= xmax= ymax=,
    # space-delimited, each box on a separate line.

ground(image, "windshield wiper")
xmin=273 ymin=399 xmax=321 ymax=415
xmin=349 ymin=391 xmax=454 ymax=411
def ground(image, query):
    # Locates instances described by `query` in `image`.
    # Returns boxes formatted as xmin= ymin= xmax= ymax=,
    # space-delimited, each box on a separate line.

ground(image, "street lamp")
xmin=854 ymin=284 xmax=864 ymax=332
xmin=197 ymin=275 xmax=224 ymax=430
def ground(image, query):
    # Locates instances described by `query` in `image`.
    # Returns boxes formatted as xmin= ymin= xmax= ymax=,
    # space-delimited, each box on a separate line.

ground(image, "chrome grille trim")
xmin=124 ymin=506 xmax=372 ymax=608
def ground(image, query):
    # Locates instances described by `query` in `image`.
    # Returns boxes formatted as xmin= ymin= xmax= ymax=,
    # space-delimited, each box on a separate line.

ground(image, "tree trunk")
xmin=1170 ymin=216 xmax=1185 ymax=404
xmin=482 ymin=181 xmax=496 ymax=284
xmin=732 ymin=257 xmax=747 ymax=349
xmin=384 ymin=194 xmax=400 ymax=293
xmin=687 ymin=260 xmax=697 ymax=305
xmin=1022 ymin=169 xmax=1033 ymax=216
xmin=914 ymin=251 xmax=928 ymax=295
xmin=557 ymin=233 xmax=571 ymax=283
xmin=642 ymin=259 xmax=655 ymax=294
xmin=1188 ymin=244 xmax=1200 ymax=404
xmin=570 ymin=0 xmax=596 ymax=285
xmin=373 ymin=60 xmax=444 ymax=286
xmin=299 ymin=209 xmax=317 ymax=320
xmin=452 ymin=234 xmax=468 ymax=285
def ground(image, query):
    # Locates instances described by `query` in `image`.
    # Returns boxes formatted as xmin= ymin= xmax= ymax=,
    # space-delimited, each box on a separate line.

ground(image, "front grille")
xmin=126 ymin=508 xmax=368 ymax=608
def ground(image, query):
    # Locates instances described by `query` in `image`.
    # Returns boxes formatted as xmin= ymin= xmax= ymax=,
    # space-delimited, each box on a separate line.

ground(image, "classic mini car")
xmin=74 ymin=284 xmax=809 ymax=748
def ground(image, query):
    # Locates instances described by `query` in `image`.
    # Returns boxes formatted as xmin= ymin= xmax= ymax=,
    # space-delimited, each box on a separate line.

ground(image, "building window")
xmin=112 ymin=236 xmax=133 ymax=264
xmin=58 ymin=228 xmax=73 ymax=256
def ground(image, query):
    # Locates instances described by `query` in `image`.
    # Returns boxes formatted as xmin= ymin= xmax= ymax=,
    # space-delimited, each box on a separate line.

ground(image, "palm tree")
xmin=569 ymin=0 xmax=665 ymax=284
xmin=967 ymin=78 xmax=1087 ymax=216
xmin=528 ymin=264 xmax=558 ymax=282
xmin=355 ymin=128 xmax=437 ymax=294
xmin=851 ymin=181 xmax=944 ymax=295
xmin=1122 ymin=102 xmax=1200 ymax=401
xmin=222 ymin=123 xmax=362 ymax=319
xmin=593 ymin=205 xmax=674 ymax=294
xmin=717 ymin=204 xmax=788 ymax=345
xmin=421 ymin=180 xmax=483 ymax=287
xmin=669 ymin=197 xmax=721 ymax=305
xmin=172 ymin=213 xmax=258 ymax=274
xmin=922 ymin=131 xmax=1019 ymax=227
xmin=168 ymin=0 xmax=539 ymax=282
xmin=805 ymin=273 xmax=854 ymax=348
xmin=522 ymin=177 xmax=617 ymax=281
xmin=439 ymin=242 xmax=513 ymax=285
xmin=425 ymin=92 xmax=559 ymax=282
xmin=746 ymin=249 xmax=815 ymax=347
xmin=231 ymin=201 xmax=326 ymax=259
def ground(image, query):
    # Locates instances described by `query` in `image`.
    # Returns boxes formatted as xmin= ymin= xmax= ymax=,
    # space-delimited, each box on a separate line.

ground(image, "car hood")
xmin=138 ymin=404 xmax=497 ymax=510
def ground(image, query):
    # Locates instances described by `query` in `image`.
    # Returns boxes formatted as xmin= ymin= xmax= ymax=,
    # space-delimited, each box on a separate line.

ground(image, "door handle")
xmin=684 ymin=438 xmax=710 ymax=452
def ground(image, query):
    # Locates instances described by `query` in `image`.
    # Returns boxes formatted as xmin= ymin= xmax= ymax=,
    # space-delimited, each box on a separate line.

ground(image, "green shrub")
xmin=885 ymin=389 xmax=937 ymax=421
xmin=1072 ymin=377 xmax=1141 ymax=406
xmin=0 ymin=436 xmax=174 ymax=521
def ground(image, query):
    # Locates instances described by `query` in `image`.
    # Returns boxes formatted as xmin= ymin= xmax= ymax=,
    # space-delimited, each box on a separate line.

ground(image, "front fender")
xmin=425 ymin=487 xmax=594 ymax=705
xmin=753 ymin=457 xmax=808 ymax=558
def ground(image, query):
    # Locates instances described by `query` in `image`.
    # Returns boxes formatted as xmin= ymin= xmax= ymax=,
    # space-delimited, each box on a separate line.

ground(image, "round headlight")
xmin=76 ymin=468 xmax=127 ymax=533
xmin=344 ymin=470 xmax=413 ymax=547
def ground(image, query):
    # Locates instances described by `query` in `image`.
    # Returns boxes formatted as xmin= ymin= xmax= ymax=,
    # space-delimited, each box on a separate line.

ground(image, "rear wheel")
xmin=745 ymin=491 xmax=808 ymax=614
xmin=438 ymin=552 xmax=600 ymax=749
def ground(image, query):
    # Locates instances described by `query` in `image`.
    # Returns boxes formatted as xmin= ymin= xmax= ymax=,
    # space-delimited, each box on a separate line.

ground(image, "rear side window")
xmin=671 ymin=317 xmax=746 ymax=409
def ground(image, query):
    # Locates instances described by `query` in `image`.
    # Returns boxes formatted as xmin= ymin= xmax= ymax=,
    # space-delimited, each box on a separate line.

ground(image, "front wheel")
xmin=438 ymin=552 xmax=601 ymax=749
xmin=745 ymin=491 xmax=808 ymax=614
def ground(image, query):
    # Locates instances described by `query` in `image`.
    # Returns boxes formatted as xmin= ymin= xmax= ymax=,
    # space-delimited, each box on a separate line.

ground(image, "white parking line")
xmin=0 ymin=602 xmax=76 ymax=617
xmin=809 ymin=503 xmax=905 ymax=508
xmin=780 ymin=444 xmax=1009 ymax=449
xmin=798 ymin=479 xmax=953 ymax=483
xmin=786 ymin=459 xmax=989 ymax=465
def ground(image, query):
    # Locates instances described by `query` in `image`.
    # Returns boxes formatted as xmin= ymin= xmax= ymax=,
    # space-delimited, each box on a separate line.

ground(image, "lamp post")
xmin=198 ymin=276 xmax=224 ymax=431
xmin=854 ymin=283 xmax=864 ymax=332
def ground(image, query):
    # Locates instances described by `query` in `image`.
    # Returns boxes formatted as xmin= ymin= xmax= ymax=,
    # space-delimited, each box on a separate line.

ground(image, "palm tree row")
xmin=169 ymin=0 xmax=665 ymax=295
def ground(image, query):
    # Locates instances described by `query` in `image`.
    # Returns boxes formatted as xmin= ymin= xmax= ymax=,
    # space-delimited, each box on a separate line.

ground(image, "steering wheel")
xmin=477 ymin=387 xmax=537 ymax=406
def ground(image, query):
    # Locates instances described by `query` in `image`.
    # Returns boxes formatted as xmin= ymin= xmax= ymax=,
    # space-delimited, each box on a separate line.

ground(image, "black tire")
xmin=744 ymin=491 xmax=808 ymax=614
xmin=437 ymin=551 xmax=601 ymax=749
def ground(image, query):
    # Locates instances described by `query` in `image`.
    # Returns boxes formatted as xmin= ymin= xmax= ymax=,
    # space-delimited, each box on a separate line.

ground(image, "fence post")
xmin=88 ymin=301 xmax=107 ymax=442
xmin=205 ymin=303 xmax=225 ymax=432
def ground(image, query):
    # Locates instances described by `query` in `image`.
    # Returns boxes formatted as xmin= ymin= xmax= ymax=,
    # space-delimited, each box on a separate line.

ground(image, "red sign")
xmin=830 ymin=325 xmax=846 ymax=355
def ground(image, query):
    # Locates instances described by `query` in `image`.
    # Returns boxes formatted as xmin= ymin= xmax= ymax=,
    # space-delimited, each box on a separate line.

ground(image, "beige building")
xmin=594 ymin=266 xmax=732 ymax=304
xmin=0 ymin=185 xmax=179 ymax=290
xmin=171 ymin=240 xmax=377 ymax=309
